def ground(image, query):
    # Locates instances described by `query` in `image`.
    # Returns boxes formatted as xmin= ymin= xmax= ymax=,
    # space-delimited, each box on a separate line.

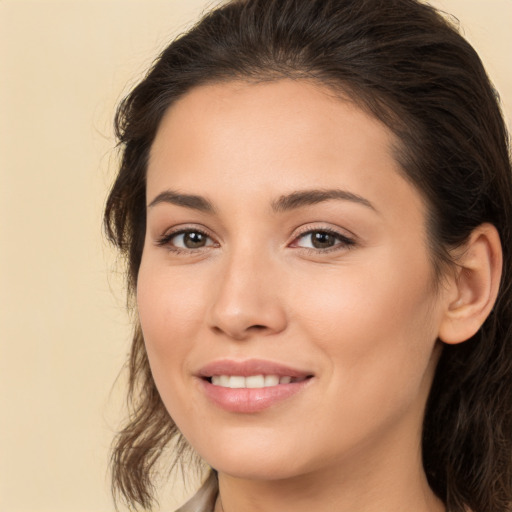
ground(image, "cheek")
xmin=292 ymin=250 xmax=440 ymax=406
xmin=136 ymin=260 xmax=215 ymax=437
xmin=136 ymin=260 xmax=207 ymax=392
xmin=137 ymin=258 xmax=205 ymax=340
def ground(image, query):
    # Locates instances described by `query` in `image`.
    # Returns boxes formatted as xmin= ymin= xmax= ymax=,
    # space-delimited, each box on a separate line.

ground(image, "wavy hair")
xmin=104 ymin=0 xmax=512 ymax=510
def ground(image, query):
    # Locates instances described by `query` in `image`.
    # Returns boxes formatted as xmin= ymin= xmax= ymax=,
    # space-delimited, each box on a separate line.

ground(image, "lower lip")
xmin=200 ymin=378 xmax=312 ymax=413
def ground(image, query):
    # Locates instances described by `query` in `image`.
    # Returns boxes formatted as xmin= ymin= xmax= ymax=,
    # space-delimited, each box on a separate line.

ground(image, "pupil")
xmin=184 ymin=232 xmax=206 ymax=248
xmin=312 ymin=232 xmax=335 ymax=249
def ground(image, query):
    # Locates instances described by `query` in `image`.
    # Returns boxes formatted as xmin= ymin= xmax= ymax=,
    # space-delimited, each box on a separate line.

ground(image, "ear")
xmin=438 ymin=223 xmax=503 ymax=345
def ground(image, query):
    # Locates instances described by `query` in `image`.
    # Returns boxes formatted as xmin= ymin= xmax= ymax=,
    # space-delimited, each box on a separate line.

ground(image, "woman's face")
xmin=138 ymin=80 xmax=448 ymax=481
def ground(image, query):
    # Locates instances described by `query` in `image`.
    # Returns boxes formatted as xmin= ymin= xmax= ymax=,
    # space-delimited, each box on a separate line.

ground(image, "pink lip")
xmin=197 ymin=358 xmax=312 ymax=378
xmin=196 ymin=359 xmax=314 ymax=414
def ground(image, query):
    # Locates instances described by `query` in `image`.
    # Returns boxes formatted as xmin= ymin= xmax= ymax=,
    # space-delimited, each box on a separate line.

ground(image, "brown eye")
xmin=181 ymin=231 xmax=208 ymax=248
xmin=293 ymin=229 xmax=355 ymax=251
xmin=310 ymin=231 xmax=338 ymax=249
xmin=159 ymin=230 xmax=215 ymax=250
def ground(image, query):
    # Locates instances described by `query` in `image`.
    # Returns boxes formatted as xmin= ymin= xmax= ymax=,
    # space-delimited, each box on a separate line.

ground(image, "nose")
xmin=207 ymin=248 xmax=288 ymax=341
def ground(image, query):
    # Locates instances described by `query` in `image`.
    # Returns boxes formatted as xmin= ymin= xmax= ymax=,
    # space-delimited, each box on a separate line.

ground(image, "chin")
xmin=194 ymin=434 xmax=310 ymax=481
xmin=211 ymin=458 xmax=305 ymax=482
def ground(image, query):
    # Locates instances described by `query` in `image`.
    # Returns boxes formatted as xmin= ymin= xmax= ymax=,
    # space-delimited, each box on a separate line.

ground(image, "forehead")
xmin=150 ymin=80 xmax=394 ymax=179
xmin=150 ymin=79 xmax=395 ymax=159
xmin=147 ymin=79 xmax=425 ymax=227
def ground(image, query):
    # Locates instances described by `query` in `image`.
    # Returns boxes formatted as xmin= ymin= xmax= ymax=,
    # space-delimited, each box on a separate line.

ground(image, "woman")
xmin=104 ymin=0 xmax=512 ymax=511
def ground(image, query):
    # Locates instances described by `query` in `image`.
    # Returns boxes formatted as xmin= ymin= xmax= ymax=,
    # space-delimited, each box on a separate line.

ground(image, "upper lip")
xmin=197 ymin=359 xmax=313 ymax=378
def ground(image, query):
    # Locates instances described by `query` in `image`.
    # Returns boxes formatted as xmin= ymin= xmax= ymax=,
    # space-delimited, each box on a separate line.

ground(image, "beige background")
xmin=0 ymin=1 xmax=510 ymax=511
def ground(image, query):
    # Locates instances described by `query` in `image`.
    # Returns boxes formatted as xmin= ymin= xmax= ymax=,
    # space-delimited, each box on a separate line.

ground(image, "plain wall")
xmin=0 ymin=1 xmax=510 ymax=511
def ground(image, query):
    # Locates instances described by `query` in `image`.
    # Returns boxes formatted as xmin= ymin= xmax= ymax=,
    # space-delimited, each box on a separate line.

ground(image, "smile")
xmin=209 ymin=375 xmax=308 ymax=388
xmin=197 ymin=359 xmax=314 ymax=413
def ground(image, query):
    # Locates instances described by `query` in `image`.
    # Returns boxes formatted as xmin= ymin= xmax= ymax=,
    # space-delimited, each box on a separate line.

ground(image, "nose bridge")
xmin=208 ymin=238 xmax=287 ymax=339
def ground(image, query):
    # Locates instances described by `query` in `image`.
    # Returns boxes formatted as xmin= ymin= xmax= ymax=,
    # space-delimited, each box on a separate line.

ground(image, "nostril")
xmin=209 ymin=306 xmax=287 ymax=339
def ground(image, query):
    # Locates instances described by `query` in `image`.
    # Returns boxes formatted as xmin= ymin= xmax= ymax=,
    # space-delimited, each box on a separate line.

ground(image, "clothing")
xmin=175 ymin=471 xmax=218 ymax=512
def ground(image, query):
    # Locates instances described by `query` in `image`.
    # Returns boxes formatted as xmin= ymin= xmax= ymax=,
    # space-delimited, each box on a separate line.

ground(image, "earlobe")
xmin=438 ymin=223 xmax=502 ymax=345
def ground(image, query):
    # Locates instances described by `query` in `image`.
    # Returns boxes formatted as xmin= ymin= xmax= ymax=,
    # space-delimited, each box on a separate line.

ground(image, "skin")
xmin=137 ymin=79 xmax=454 ymax=512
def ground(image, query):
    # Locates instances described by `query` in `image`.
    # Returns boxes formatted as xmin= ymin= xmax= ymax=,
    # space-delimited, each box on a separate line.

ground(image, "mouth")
xmin=205 ymin=374 xmax=311 ymax=388
xmin=197 ymin=359 xmax=314 ymax=413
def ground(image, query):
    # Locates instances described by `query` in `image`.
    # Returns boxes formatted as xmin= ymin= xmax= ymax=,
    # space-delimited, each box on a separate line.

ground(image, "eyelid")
xmin=291 ymin=223 xmax=356 ymax=240
xmin=288 ymin=224 xmax=357 ymax=252
xmin=153 ymin=223 xmax=357 ymax=254
xmin=155 ymin=224 xmax=219 ymax=251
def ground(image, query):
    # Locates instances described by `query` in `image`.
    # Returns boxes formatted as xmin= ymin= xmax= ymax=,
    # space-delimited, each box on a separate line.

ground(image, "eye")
xmin=157 ymin=229 xmax=216 ymax=251
xmin=291 ymin=229 xmax=355 ymax=251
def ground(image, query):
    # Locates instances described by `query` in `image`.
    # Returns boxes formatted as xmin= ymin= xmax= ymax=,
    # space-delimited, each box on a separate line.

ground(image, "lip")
xmin=196 ymin=359 xmax=314 ymax=413
xmin=197 ymin=358 xmax=313 ymax=379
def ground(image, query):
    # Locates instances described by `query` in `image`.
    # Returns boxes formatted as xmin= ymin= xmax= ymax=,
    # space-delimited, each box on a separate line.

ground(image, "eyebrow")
xmin=271 ymin=189 xmax=377 ymax=213
xmin=148 ymin=188 xmax=376 ymax=214
xmin=148 ymin=190 xmax=215 ymax=212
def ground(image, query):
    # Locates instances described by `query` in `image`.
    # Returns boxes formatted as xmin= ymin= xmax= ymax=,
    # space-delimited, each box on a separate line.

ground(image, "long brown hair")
xmin=104 ymin=0 xmax=512 ymax=510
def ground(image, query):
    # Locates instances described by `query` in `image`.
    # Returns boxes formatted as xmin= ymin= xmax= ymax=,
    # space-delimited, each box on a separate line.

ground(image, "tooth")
xmin=229 ymin=376 xmax=245 ymax=388
xmin=264 ymin=375 xmax=279 ymax=387
xmin=246 ymin=375 xmax=265 ymax=388
xmin=210 ymin=374 xmax=298 ymax=388
xmin=219 ymin=375 xmax=230 ymax=387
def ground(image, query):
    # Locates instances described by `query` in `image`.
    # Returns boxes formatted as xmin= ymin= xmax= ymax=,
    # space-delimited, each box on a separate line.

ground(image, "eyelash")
xmin=291 ymin=227 xmax=356 ymax=254
xmin=156 ymin=227 xmax=216 ymax=254
xmin=155 ymin=226 xmax=356 ymax=255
